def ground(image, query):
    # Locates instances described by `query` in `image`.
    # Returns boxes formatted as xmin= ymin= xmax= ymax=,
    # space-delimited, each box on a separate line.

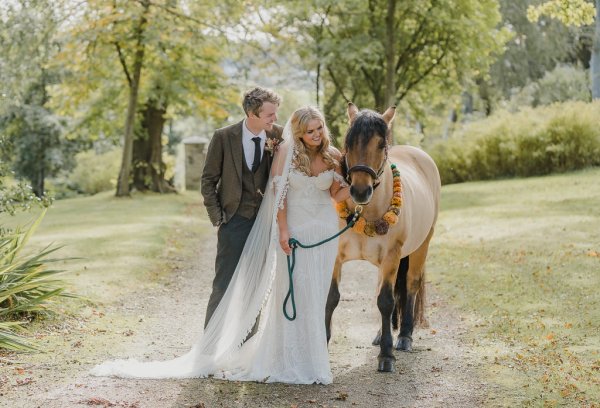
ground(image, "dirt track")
xmin=0 ymin=208 xmax=491 ymax=408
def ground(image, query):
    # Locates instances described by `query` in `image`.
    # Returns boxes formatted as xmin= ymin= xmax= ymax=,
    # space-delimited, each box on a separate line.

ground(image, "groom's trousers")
xmin=204 ymin=213 xmax=255 ymax=328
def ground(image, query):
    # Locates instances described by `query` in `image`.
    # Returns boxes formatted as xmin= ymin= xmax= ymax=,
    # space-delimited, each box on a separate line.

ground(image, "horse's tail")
xmin=414 ymin=268 xmax=429 ymax=328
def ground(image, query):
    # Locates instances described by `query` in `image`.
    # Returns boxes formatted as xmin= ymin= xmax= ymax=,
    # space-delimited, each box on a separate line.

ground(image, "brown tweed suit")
xmin=200 ymin=120 xmax=283 ymax=327
xmin=201 ymin=120 xmax=284 ymax=227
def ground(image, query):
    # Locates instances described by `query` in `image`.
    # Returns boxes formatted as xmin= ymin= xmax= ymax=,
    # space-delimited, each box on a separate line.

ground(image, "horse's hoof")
xmin=372 ymin=332 xmax=381 ymax=346
xmin=395 ymin=336 xmax=412 ymax=352
xmin=377 ymin=358 xmax=395 ymax=372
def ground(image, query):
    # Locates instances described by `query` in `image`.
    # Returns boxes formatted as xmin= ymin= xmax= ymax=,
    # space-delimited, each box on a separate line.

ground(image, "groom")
xmin=201 ymin=87 xmax=283 ymax=328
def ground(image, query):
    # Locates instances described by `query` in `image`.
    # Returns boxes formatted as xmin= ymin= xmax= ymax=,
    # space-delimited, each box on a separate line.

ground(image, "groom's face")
xmin=249 ymin=102 xmax=278 ymax=132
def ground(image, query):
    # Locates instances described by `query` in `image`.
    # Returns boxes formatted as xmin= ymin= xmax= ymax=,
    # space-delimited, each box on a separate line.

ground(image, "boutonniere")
xmin=265 ymin=137 xmax=281 ymax=156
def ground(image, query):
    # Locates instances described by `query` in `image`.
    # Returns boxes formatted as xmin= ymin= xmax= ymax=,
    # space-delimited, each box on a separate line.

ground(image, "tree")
xmin=528 ymin=0 xmax=599 ymax=99
xmin=264 ymin=0 xmax=509 ymax=136
xmin=0 ymin=0 xmax=77 ymax=198
xmin=52 ymin=0 xmax=236 ymax=196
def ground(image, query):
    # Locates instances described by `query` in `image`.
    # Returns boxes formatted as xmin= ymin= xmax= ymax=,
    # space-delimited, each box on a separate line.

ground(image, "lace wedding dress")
xmin=91 ymin=121 xmax=340 ymax=385
xmin=226 ymin=169 xmax=339 ymax=384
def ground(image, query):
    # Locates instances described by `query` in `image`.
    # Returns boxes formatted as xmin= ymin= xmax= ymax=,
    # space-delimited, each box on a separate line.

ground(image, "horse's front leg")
xmin=377 ymin=244 xmax=402 ymax=372
xmin=325 ymin=257 xmax=343 ymax=343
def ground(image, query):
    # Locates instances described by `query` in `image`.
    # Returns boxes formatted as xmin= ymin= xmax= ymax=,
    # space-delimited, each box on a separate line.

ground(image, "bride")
xmin=91 ymin=106 xmax=349 ymax=384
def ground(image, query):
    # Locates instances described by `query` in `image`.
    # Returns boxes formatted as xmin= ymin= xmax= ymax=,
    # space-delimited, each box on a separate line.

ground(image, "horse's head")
xmin=343 ymin=103 xmax=396 ymax=204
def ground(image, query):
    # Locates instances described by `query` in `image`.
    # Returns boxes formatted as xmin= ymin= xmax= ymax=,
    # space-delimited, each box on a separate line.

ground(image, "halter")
xmin=342 ymin=144 xmax=389 ymax=190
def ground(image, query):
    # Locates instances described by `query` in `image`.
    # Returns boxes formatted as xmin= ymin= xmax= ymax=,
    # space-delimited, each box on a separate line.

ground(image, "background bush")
xmin=429 ymin=101 xmax=600 ymax=184
xmin=68 ymin=149 xmax=121 ymax=195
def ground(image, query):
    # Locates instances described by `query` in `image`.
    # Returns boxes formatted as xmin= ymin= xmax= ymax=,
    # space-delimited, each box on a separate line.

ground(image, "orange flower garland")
xmin=336 ymin=163 xmax=402 ymax=237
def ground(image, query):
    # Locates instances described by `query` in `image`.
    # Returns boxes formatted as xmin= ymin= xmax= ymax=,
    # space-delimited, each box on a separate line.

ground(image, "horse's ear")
xmin=382 ymin=106 xmax=396 ymax=126
xmin=347 ymin=102 xmax=358 ymax=124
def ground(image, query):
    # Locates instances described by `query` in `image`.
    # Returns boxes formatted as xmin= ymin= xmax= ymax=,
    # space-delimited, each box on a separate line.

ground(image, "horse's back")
xmin=389 ymin=145 xmax=440 ymax=203
xmin=389 ymin=145 xmax=441 ymax=256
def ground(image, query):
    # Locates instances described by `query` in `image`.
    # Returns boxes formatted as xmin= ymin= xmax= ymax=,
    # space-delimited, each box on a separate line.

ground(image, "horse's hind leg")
xmin=325 ymin=258 xmax=342 ymax=343
xmin=396 ymin=228 xmax=433 ymax=351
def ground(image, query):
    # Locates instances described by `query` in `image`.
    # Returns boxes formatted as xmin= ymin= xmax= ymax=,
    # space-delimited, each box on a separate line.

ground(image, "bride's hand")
xmin=279 ymin=229 xmax=291 ymax=255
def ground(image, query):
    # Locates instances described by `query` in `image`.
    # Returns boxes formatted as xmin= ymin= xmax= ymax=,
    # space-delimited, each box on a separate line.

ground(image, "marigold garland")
xmin=336 ymin=163 xmax=402 ymax=237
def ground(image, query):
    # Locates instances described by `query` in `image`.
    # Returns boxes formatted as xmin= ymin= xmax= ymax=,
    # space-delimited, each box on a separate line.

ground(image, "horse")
xmin=325 ymin=103 xmax=441 ymax=372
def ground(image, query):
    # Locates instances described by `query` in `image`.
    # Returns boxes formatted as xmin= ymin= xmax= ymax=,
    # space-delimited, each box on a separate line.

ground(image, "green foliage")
xmin=1 ymin=102 xmax=80 ymax=197
xmin=504 ymin=64 xmax=591 ymax=111
xmin=0 ymin=210 xmax=73 ymax=351
xmin=0 ymin=1 xmax=81 ymax=198
xmin=258 ymin=0 xmax=509 ymax=137
xmin=429 ymin=101 xmax=600 ymax=184
xmin=68 ymin=149 xmax=121 ymax=195
xmin=50 ymin=0 xmax=237 ymax=136
xmin=1 ymin=135 xmax=51 ymax=216
xmin=528 ymin=0 xmax=596 ymax=26
xmin=535 ymin=65 xmax=591 ymax=105
xmin=489 ymin=0 xmax=580 ymax=102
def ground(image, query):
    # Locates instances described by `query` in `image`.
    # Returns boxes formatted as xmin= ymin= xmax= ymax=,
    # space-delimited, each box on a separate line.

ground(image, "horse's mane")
xmin=344 ymin=109 xmax=388 ymax=149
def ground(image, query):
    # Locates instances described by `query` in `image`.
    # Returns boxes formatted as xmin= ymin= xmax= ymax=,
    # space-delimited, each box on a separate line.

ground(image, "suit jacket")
xmin=201 ymin=120 xmax=284 ymax=226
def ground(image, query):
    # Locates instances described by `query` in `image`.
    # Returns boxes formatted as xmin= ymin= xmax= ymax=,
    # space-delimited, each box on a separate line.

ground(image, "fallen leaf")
xmin=430 ymin=329 xmax=437 ymax=335
xmin=336 ymin=391 xmax=349 ymax=401
xmin=83 ymin=397 xmax=115 ymax=406
xmin=16 ymin=378 xmax=33 ymax=386
xmin=546 ymin=333 xmax=555 ymax=341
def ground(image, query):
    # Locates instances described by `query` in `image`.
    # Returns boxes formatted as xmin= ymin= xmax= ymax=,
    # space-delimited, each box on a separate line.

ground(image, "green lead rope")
xmin=283 ymin=210 xmax=361 ymax=321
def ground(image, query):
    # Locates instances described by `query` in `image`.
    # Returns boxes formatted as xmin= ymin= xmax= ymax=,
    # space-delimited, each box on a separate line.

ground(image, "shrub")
xmin=429 ymin=101 xmax=600 ymax=184
xmin=68 ymin=149 xmax=121 ymax=195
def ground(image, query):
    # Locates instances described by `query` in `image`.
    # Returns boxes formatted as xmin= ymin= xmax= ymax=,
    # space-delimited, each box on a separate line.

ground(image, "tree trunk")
xmin=133 ymin=99 xmax=174 ymax=193
xmin=591 ymin=0 xmax=600 ymax=99
xmin=116 ymin=2 xmax=149 ymax=197
xmin=33 ymin=166 xmax=44 ymax=198
xmin=384 ymin=0 xmax=397 ymax=108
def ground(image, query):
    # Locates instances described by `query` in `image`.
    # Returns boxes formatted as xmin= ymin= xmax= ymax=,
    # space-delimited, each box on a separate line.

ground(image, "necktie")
xmin=251 ymin=136 xmax=261 ymax=173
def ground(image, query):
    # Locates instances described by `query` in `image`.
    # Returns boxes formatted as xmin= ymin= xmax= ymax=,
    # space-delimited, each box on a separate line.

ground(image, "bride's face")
xmin=300 ymin=119 xmax=324 ymax=149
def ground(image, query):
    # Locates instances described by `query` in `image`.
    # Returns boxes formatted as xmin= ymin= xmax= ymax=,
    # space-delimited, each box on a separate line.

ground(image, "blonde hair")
xmin=290 ymin=106 xmax=338 ymax=176
xmin=242 ymin=87 xmax=281 ymax=116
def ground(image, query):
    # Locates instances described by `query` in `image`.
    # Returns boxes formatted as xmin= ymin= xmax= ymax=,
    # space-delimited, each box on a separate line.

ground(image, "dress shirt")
xmin=242 ymin=119 xmax=266 ymax=171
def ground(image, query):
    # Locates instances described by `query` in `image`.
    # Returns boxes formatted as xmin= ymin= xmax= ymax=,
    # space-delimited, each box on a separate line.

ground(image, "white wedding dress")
xmin=91 ymin=119 xmax=341 ymax=385
xmin=226 ymin=169 xmax=339 ymax=384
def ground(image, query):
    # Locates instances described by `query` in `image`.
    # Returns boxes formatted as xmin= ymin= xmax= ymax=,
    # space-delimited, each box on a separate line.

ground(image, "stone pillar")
xmin=182 ymin=136 xmax=208 ymax=191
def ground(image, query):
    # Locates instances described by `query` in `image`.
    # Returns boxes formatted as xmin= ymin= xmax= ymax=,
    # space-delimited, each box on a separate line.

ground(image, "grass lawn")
xmin=1 ymin=190 xmax=209 ymax=304
xmin=429 ymin=167 xmax=600 ymax=406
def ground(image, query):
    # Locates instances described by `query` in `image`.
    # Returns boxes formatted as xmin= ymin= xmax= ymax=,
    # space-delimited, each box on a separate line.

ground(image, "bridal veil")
xmin=91 ymin=120 xmax=295 ymax=379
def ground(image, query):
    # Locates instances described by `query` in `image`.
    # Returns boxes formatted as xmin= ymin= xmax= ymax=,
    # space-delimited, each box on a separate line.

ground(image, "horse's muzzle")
xmin=350 ymin=184 xmax=373 ymax=205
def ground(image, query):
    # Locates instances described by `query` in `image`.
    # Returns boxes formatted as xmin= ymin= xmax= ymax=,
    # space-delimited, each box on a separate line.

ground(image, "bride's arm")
xmin=277 ymin=203 xmax=291 ymax=255
xmin=329 ymin=147 xmax=350 ymax=202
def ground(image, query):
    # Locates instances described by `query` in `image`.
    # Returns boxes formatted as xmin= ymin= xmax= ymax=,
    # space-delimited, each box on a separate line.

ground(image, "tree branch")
xmin=395 ymin=38 xmax=450 ymax=102
xmin=327 ymin=66 xmax=351 ymax=103
xmin=114 ymin=42 xmax=132 ymax=87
